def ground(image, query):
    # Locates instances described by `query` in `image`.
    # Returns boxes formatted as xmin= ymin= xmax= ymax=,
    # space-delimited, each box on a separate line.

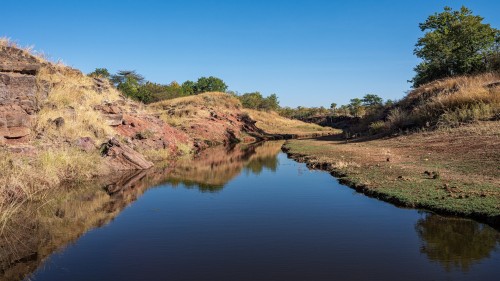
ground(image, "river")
xmin=1 ymin=141 xmax=499 ymax=281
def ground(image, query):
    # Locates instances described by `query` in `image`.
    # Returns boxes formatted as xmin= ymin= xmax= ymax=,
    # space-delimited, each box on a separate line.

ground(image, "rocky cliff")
xmin=0 ymin=46 xmax=44 ymax=142
xmin=0 ymin=42 xmax=285 ymax=173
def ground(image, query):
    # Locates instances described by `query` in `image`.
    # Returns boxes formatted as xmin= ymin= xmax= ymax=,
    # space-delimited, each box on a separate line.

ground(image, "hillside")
xmin=0 ymin=41 xmax=330 ymax=214
xmin=283 ymin=74 xmax=500 ymax=226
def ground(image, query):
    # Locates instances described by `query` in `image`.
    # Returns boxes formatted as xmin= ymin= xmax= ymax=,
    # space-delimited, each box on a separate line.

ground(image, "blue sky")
xmin=2 ymin=0 xmax=500 ymax=107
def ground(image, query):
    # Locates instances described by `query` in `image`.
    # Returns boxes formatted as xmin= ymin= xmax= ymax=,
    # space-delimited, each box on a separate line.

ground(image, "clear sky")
xmin=2 ymin=0 xmax=499 ymax=107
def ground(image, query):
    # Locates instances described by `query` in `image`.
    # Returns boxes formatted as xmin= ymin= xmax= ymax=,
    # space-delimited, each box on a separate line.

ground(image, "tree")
xmin=362 ymin=94 xmax=383 ymax=107
xmin=181 ymin=80 xmax=196 ymax=95
xmin=194 ymin=76 xmax=228 ymax=93
xmin=88 ymin=68 xmax=110 ymax=79
xmin=239 ymin=92 xmax=264 ymax=109
xmin=412 ymin=6 xmax=500 ymax=87
xmin=111 ymin=70 xmax=145 ymax=86
xmin=348 ymin=98 xmax=365 ymax=117
xmin=261 ymin=93 xmax=280 ymax=111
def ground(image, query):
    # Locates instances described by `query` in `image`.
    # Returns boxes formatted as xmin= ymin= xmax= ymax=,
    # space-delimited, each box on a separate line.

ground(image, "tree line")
xmin=88 ymin=69 xmax=228 ymax=104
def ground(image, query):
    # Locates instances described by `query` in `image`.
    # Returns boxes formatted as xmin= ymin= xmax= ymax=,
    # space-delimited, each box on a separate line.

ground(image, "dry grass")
xmin=0 ymin=147 xmax=103 ymax=231
xmin=0 ymin=37 xmax=47 ymax=63
xmin=150 ymin=92 xmax=242 ymax=128
xmin=244 ymin=109 xmax=338 ymax=136
xmin=34 ymin=66 xmax=122 ymax=144
xmin=389 ymin=73 xmax=500 ymax=130
xmin=151 ymin=92 xmax=241 ymax=112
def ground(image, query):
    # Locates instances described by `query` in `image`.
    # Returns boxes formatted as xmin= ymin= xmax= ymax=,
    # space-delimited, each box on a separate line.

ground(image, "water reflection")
xmin=416 ymin=213 xmax=500 ymax=272
xmin=0 ymin=141 xmax=284 ymax=281
xmin=1 ymin=140 xmax=499 ymax=281
xmin=165 ymin=141 xmax=283 ymax=192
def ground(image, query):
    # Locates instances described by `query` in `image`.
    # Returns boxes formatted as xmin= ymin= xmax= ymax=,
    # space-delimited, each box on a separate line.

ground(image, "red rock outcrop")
xmin=0 ymin=46 xmax=44 ymax=143
xmin=100 ymin=138 xmax=154 ymax=170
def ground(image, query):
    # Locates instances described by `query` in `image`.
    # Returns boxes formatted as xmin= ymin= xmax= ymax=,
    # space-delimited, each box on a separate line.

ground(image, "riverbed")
xmin=2 ymin=141 xmax=499 ymax=281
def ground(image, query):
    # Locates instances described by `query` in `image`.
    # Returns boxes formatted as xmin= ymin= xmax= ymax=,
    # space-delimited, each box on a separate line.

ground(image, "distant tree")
xmin=88 ymin=68 xmax=110 ymax=79
xmin=362 ymin=94 xmax=383 ymax=107
xmin=339 ymin=105 xmax=350 ymax=116
xmin=111 ymin=70 xmax=145 ymax=86
xmin=348 ymin=98 xmax=365 ymax=117
xmin=385 ymin=99 xmax=395 ymax=107
xmin=239 ymin=92 xmax=264 ymax=109
xmin=194 ymin=76 xmax=228 ymax=93
xmin=330 ymin=103 xmax=337 ymax=110
xmin=412 ymin=6 xmax=500 ymax=87
xmin=261 ymin=93 xmax=280 ymax=111
xmin=237 ymin=92 xmax=280 ymax=111
xmin=181 ymin=80 xmax=196 ymax=95
xmin=117 ymin=76 xmax=140 ymax=100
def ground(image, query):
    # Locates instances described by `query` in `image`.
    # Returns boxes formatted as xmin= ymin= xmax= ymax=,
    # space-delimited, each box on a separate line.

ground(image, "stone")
xmin=103 ymin=113 xmax=123 ymax=126
xmin=0 ymin=46 xmax=43 ymax=142
xmin=53 ymin=117 xmax=65 ymax=128
xmin=100 ymin=138 xmax=153 ymax=170
xmin=75 ymin=137 xmax=96 ymax=152
xmin=0 ymin=46 xmax=41 ymax=74
xmin=0 ymin=104 xmax=33 ymax=139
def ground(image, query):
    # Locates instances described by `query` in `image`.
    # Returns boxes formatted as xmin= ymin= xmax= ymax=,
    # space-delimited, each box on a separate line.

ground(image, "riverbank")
xmin=0 ymin=41 xmax=333 ymax=227
xmin=0 ymin=141 xmax=286 ymax=281
xmin=282 ymin=121 xmax=500 ymax=228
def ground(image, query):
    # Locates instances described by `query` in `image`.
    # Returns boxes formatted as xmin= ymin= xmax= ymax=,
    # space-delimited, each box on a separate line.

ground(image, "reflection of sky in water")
xmin=2 ymin=141 xmax=499 ymax=281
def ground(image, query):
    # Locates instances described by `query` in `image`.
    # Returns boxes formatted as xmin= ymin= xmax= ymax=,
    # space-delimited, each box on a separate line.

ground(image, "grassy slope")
xmin=244 ymin=109 xmax=338 ymax=136
xmin=285 ymin=73 xmax=500 ymax=222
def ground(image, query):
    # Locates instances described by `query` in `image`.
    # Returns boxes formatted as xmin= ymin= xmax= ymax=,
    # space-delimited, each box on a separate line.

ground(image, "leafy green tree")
xmin=88 ymin=68 xmax=110 ymax=79
xmin=261 ymin=93 xmax=280 ymax=111
xmin=194 ymin=76 xmax=228 ymax=93
xmin=117 ymin=76 xmax=140 ymax=100
xmin=238 ymin=92 xmax=280 ymax=111
xmin=362 ymin=94 xmax=383 ymax=107
xmin=412 ymin=6 xmax=500 ymax=87
xmin=181 ymin=80 xmax=196 ymax=95
xmin=239 ymin=92 xmax=264 ymax=109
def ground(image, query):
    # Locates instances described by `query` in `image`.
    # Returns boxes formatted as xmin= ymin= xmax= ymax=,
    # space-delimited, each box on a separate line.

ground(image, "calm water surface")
xmin=8 ymin=142 xmax=500 ymax=280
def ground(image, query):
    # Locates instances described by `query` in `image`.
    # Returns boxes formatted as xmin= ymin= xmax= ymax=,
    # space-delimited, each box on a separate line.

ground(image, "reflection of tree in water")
xmin=415 ymin=214 xmax=500 ymax=272
xmin=167 ymin=141 xmax=284 ymax=192
xmin=165 ymin=178 xmax=224 ymax=193
xmin=244 ymin=153 xmax=279 ymax=175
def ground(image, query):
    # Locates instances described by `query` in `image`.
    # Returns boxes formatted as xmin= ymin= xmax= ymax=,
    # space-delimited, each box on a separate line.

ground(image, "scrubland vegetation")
xmin=1 ymin=5 xmax=499 ymax=231
xmin=282 ymin=6 xmax=500 ymax=222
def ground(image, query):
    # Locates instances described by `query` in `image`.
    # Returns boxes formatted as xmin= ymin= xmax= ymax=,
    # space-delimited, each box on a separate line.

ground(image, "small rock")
xmin=75 ymin=137 xmax=96 ymax=152
xmin=53 ymin=117 xmax=65 ymax=128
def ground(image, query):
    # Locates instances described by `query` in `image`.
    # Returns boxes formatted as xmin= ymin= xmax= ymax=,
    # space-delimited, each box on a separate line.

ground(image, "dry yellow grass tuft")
xmin=149 ymin=92 xmax=242 ymax=127
xmin=0 ymin=147 xmax=104 ymax=230
xmin=151 ymin=92 xmax=241 ymax=112
xmin=0 ymin=37 xmax=47 ymax=63
xmin=244 ymin=109 xmax=338 ymax=136
xmin=34 ymin=65 xmax=123 ymax=144
xmin=387 ymin=73 xmax=500 ymax=129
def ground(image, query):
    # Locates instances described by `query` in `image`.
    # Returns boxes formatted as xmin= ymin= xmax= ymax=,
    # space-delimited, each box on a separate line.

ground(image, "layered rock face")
xmin=0 ymin=46 xmax=43 ymax=143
